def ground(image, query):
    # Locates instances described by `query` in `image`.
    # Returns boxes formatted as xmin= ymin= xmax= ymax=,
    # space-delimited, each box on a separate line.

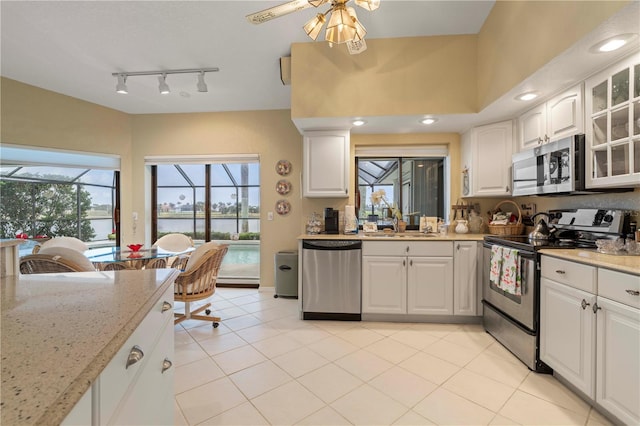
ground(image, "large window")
xmin=152 ymin=160 xmax=260 ymax=284
xmin=0 ymin=165 xmax=118 ymax=242
xmin=357 ymin=156 xmax=445 ymax=229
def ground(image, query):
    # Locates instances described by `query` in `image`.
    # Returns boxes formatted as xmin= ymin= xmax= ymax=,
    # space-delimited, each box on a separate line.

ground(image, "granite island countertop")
xmin=538 ymin=248 xmax=640 ymax=275
xmin=297 ymin=232 xmax=487 ymax=241
xmin=1 ymin=268 xmax=179 ymax=425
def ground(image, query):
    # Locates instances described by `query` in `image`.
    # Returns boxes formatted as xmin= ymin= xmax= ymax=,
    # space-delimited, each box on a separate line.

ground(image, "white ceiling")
xmin=1 ymin=1 xmax=639 ymax=135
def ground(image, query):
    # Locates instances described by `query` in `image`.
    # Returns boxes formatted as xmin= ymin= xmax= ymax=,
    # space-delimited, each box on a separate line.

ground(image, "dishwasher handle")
xmin=303 ymin=240 xmax=362 ymax=250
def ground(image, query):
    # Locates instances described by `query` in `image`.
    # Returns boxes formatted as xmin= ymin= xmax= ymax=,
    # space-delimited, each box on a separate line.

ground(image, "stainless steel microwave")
xmin=511 ymin=134 xmax=586 ymax=196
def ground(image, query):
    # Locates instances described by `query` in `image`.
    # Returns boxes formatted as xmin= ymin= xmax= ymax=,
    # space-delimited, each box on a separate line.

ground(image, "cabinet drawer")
xmin=100 ymin=285 xmax=174 ymax=424
xmin=598 ymin=269 xmax=640 ymax=309
xmin=541 ymin=256 xmax=596 ymax=293
xmin=362 ymin=241 xmax=453 ymax=257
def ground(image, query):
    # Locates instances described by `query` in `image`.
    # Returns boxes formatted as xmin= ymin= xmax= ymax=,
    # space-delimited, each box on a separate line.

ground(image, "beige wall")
xmin=131 ymin=111 xmax=303 ymax=286
xmin=291 ymin=1 xmax=627 ymax=119
xmin=291 ymin=35 xmax=477 ymax=119
xmin=477 ymin=0 xmax=629 ymax=109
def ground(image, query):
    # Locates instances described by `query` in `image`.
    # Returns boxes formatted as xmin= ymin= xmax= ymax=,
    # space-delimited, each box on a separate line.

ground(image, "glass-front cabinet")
xmin=585 ymin=52 xmax=640 ymax=188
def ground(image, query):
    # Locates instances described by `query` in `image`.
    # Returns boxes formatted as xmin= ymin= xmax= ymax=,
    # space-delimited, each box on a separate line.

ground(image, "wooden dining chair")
xmin=173 ymin=243 xmax=228 ymax=327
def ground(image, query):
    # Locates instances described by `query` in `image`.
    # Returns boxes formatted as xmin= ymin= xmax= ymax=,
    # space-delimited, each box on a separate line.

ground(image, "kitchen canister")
xmin=344 ymin=205 xmax=358 ymax=234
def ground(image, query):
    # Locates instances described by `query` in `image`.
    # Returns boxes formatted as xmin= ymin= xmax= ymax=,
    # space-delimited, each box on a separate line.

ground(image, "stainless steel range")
xmin=482 ymin=208 xmax=630 ymax=372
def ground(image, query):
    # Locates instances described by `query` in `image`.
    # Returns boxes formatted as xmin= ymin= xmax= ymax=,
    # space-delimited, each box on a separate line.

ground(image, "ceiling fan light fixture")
xmin=303 ymin=13 xmax=326 ymax=40
xmin=196 ymin=71 xmax=208 ymax=92
xmin=347 ymin=7 xmax=366 ymax=41
xmin=325 ymin=3 xmax=357 ymax=44
xmin=158 ymin=74 xmax=170 ymax=94
xmin=115 ymin=74 xmax=128 ymax=94
xmin=355 ymin=0 xmax=380 ymax=11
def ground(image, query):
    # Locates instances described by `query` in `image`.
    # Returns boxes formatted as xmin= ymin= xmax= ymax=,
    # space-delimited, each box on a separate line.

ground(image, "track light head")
xmin=158 ymin=74 xmax=170 ymax=94
xmin=116 ymin=74 xmax=128 ymax=94
xmin=197 ymin=71 xmax=208 ymax=92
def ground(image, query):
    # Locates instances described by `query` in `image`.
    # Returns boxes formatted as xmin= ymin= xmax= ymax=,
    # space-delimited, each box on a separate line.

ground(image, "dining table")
xmin=85 ymin=246 xmax=194 ymax=270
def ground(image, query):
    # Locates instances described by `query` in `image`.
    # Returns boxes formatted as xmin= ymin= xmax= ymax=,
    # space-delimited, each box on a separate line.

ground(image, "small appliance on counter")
xmin=324 ymin=208 xmax=339 ymax=234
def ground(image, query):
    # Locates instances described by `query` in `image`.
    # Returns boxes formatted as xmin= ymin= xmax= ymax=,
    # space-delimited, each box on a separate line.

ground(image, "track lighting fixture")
xmin=158 ymin=74 xmax=170 ymax=94
xmin=115 ymin=74 xmax=128 ymax=94
xmin=197 ymin=71 xmax=208 ymax=92
xmin=112 ymin=67 xmax=219 ymax=95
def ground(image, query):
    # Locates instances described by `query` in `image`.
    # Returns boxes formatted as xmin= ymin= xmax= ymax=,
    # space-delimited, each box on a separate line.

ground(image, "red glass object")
xmin=127 ymin=244 xmax=143 ymax=252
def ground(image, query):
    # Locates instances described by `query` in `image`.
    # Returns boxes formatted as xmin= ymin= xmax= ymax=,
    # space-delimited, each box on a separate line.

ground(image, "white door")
xmin=407 ymin=257 xmax=453 ymax=315
xmin=519 ymin=103 xmax=547 ymax=150
xmin=540 ymin=278 xmax=596 ymax=398
xmin=453 ymin=242 xmax=477 ymax=316
xmin=546 ymin=85 xmax=583 ymax=142
xmin=596 ymin=297 xmax=640 ymax=425
xmin=303 ymin=130 xmax=349 ymax=197
xmin=362 ymin=256 xmax=406 ymax=314
xmin=472 ymin=121 xmax=513 ymax=196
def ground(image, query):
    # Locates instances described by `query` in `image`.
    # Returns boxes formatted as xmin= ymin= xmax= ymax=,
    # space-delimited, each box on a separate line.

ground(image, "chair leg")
xmin=174 ymin=301 xmax=220 ymax=327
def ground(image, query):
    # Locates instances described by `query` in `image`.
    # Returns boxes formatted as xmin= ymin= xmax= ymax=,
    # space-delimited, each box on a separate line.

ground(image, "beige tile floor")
xmin=174 ymin=288 xmax=613 ymax=426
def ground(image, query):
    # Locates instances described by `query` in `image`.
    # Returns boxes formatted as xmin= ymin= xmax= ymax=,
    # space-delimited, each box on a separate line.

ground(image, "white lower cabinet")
xmin=541 ymin=256 xmax=640 ymax=424
xmin=362 ymin=241 xmax=458 ymax=316
xmin=540 ymin=276 xmax=596 ymax=397
xmin=596 ymin=295 xmax=640 ymax=425
xmin=453 ymin=241 xmax=478 ymax=316
xmin=407 ymin=256 xmax=454 ymax=315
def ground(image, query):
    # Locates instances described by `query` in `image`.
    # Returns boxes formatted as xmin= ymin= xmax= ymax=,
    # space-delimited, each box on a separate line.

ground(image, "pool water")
xmin=222 ymin=244 xmax=260 ymax=265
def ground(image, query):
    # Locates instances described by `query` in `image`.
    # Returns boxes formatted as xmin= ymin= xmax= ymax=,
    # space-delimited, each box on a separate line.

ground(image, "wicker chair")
xmin=145 ymin=258 xmax=168 ymax=269
xmin=173 ymin=243 xmax=228 ymax=327
xmin=20 ymin=253 xmax=95 ymax=274
xmin=153 ymin=233 xmax=194 ymax=267
xmin=101 ymin=261 xmax=135 ymax=271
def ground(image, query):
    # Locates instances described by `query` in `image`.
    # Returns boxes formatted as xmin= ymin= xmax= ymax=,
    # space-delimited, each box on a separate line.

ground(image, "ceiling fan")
xmin=246 ymin=0 xmax=381 ymax=55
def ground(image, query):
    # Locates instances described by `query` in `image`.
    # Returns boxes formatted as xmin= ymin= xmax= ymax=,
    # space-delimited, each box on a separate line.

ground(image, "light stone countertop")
xmin=1 ymin=268 xmax=180 ymax=426
xmin=538 ymin=249 xmax=640 ymax=275
xmin=298 ymin=232 xmax=487 ymax=241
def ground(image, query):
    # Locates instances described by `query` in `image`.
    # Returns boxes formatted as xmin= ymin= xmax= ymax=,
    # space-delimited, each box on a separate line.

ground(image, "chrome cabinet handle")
xmin=457 ymin=244 xmax=460 ymax=250
xmin=406 ymin=246 xmax=409 ymax=253
xmin=403 ymin=259 xmax=406 ymax=267
xmin=162 ymin=301 xmax=172 ymax=312
xmin=592 ymin=303 xmax=601 ymax=314
xmin=126 ymin=345 xmax=144 ymax=369
xmin=626 ymin=289 xmax=640 ymax=296
xmin=581 ymin=299 xmax=590 ymax=310
xmin=555 ymin=270 xmax=566 ymax=275
xmin=410 ymin=259 xmax=413 ymax=266
xmin=538 ymin=137 xmax=544 ymax=145
xmin=162 ymin=358 xmax=173 ymax=374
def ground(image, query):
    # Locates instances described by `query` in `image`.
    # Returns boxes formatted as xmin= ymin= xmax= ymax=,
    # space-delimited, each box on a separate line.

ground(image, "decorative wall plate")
xmin=276 ymin=179 xmax=291 ymax=195
xmin=276 ymin=199 xmax=291 ymax=215
xmin=276 ymin=159 xmax=292 ymax=176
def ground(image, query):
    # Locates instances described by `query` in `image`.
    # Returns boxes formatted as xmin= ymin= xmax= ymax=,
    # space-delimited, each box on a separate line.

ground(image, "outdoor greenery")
xmin=0 ymin=179 xmax=95 ymax=240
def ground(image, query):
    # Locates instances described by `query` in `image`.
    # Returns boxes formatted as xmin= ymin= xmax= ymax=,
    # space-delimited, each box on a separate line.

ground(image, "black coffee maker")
xmin=324 ymin=208 xmax=339 ymax=234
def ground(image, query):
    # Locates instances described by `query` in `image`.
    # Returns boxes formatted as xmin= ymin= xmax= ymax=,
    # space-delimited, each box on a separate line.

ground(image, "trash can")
xmin=274 ymin=250 xmax=298 ymax=298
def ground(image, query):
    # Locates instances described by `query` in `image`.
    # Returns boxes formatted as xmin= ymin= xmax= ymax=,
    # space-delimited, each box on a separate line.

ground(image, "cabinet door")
xmin=362 ymin=256 xmax=406 ymax=314
xmin=453 ymin=242 xmax=477 ymax=316
xmin=546 ymin=84 xmax=583 ymax=142
xmin=596 ymin=297 xmax=640 ymax=425
xmin=518 ymin=103 xmax=547 ymax=150
xmin=407 ymin=257 xmax=453 ymax=315
xmin=540 ymin=278 xmax=596 ymax=398
xmin=471 ymin=121 xmax=513 ymax=196
xmin=303 ymin=130 xmax=349 ymax=197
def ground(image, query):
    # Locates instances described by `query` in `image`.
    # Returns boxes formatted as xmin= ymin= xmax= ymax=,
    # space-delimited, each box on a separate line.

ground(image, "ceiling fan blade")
xmin=246 ymin=0 xmax=313 ymax=24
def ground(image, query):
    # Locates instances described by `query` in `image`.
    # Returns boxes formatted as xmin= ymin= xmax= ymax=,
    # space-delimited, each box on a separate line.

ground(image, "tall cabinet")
xmin=584 ymin=52 xmax=640 ymax=188
xmin=461 ymin=120 xmax=513 ymax=197
xmin=302 ymin=130 xmax=350 ymax=197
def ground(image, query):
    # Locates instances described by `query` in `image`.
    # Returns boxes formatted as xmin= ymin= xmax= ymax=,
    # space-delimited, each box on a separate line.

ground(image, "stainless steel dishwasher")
xmin=302 ymin=240 xmax=362 ymax=320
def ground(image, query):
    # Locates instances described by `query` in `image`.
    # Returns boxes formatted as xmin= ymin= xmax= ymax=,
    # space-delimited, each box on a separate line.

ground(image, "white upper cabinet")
xmin=461 ymin=120 xmax=513 ymax=197
xmin=302 ymin=130 xmax=350 ymax=197
xmin=585 ymin=52 xmax=640 ymax=188
xmin=517 ymin=84 xmax=583 ymax=151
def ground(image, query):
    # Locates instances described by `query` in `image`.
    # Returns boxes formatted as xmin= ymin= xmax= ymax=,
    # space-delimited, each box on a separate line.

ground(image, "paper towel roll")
xmin=344 ymin=205 xmax=358 ymax=233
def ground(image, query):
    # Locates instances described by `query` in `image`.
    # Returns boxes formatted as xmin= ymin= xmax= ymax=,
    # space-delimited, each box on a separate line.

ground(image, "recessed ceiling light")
xmin=516 ymin=92 xmax=538 ymax=101
xmin=589 ymin=33 xmax=638 ymax=53
xmin=420 ymin=117 xmax=437 ymax=125
xmin=352 ymin=119 xmax=367 ymax=126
